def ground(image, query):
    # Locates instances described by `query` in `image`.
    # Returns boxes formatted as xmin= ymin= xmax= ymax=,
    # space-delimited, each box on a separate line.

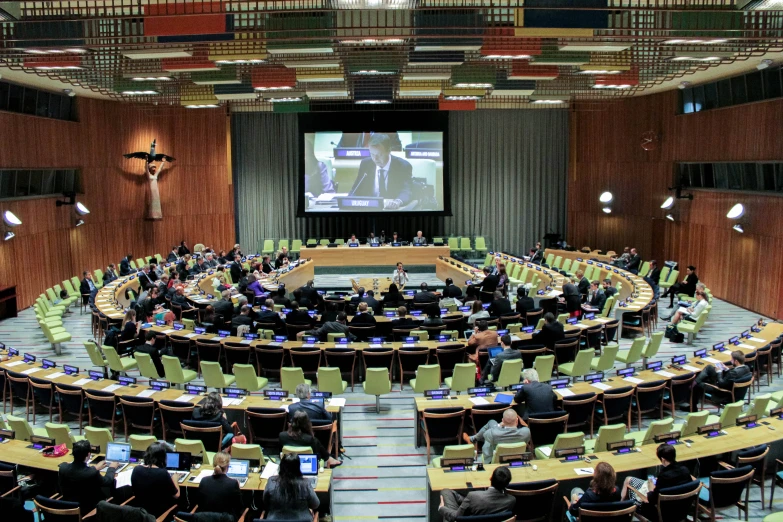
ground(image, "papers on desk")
xmin=222 ymin=397 xmax=245 ymax=407
xmin=137 ymin=389 xmax=157 ymax=398
xmin=183 ymin=333 xmax=199 ymax=339
xmin=73 ymin=378 xmax=92 ymax=386
xmin=702 ymin=357 xmax=722 ymax=365
xmin=20 ymin=368 xmax=42 ymax=375
xmin=402 ymin=344 xmax=416 ymax=348
xmin=102 ymin=384 xmax=124 ymax=392
xmin=737 ymin=343 xmax=755 ymax=350
xmin=554 ymin=388 xmax=575 ymax=397
xmin=681 ymin=365 xmax=701 ymax=373
xmin=5 ymin=361 xmax=25 ymax=367
xmin=594 ymin=318 xmax=613 ymax=323
xmin=172 ymin=395 xmax=196 ymax=403
xmin=572 ymin=323 xmax=589 ymax=329
xmin=469 ymin=397 xmax=490 ymax=406
xmin=368 ymin=344 xmax=383 ymax=348
xmin=510 ymin=335 xmax=522 ymax=342
xmin=240 ymin=339 xmax=253 ymax=345
xmin=623 ymin=377 xmax=644 ymax=384
xmin=537 ymin=447 xmax=552 ymax=457
xmin=261 ymin=462 xmax=279 ymax=479
xmin=302 ymin=343 xmax=316 ymax=348
xmin=655 ymin=370 xmax=676 ymax=378
xmin=189 ymin=470 xmax=215 ymax=484
xmin=115 ymin=469 xmax=133 ymax=488
xmin=574 ymin=467 xmax=595 ymax=476
xmin=747 ymin=337 xmax=767 ymax=344
xmin=328 ymin=398 xmax=346 ymax=408
xmin=591 ymin=382 xmax=613 ymax=391
xmin=46 ymin=372 xmax=65 ymax=379
xmin=161 ymin=329 xmax=176 ymax=334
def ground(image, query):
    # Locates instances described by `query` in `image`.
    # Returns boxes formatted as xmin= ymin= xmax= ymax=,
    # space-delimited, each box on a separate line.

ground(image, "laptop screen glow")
xmin=298 ymin=454 xmax=318 ymax=476
xmin=227 ymin=459 xmax=249 ymax=477
xmin=106 ymin=443 xmax=131 ymax=462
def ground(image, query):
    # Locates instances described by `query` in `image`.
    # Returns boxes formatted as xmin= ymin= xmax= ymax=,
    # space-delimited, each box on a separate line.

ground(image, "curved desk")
xmin=304 ymin=244 xmax=450 ymax=267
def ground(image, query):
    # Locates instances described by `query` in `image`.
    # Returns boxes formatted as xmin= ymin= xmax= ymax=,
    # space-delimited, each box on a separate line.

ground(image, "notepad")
xmin=747 ymin=337 xmax=766 ymax=343
xmin=73 ymin=378 xmax=92 ymax=386
xmin=655 ymin=370 xmax=676 ymax=378
xmin=260 ymin=462 xmax=280 ymax=479
xmin=161 ymin=329 xmax=176 ymax=334
xmin=537 ymin=447 xmax=552 ymax=457
xmin=594 ymin=318 xmax=613 ymax=323
xmin=222 ymin=397 xmax=245 ymax=407
xmin=46 ymin=372 xmax=65 ymax=379
xmin=402 ymin=343 xmax=416 ymax=348
xmin=368 ymin=343 xmax=383 ymax=348
xmin=702 ymin=357 xmax=722 ymax=364
xmin=20 ymin=368 xmax=42 ymax=375
xmin=555 ymin=388 xmax=575 ymax=397
xmin=469 ymin=397 xmax=489 ymax=406
xmin=737 ymin=344 xmax=755 ymax=350
xmin=681 ymin=365 xmax=701 ymax=372
xmin=623 ymin=377 xmax=644 ymax=384
xmin=172 ymin=395 xmax=196 ymax=403
xmin=494 ymin=393 xmax=514 ymax=404
xmin=591 ymin=382 xmax=613 ymax=391
xmin=115 ymin=469 xmax=134 ymax=488
xmin=574 ymin=467 xmax=595 ymax=476
xmin=184 ymin=332 xmax=199 ymax=338
xmin=240 ymin=339 xmax=253 ymax=345
xmin=328 ymin=398 xmax=346 ymax=408
xmin=102 ymin=384 xmax=123 ymax=392
xmin=189 ymin=470 xmax=214 ymax=484
xmin=137 ymin=389 xmax=157 ymax=398
xmin=5 ymin=361 xmax=25 ymax=367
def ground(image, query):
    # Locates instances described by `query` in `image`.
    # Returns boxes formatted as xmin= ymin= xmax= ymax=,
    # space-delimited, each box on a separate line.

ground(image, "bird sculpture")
xmin=123 ymin=139 xmax=175 ymax=162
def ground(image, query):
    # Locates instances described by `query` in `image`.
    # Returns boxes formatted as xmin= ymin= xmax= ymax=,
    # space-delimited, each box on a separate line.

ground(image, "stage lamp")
xmin=599 ymin=192 xmax=613 ymax=204
xmin=733 ymin=224 xmax=744 ymax=233
xmin=602 ymin=207 xmax=612 ymax=214
xmin=75 ymin=202 xmax=90 ymax=215
xmin=75 ymin=219 xmax=85 ymax=227
xmin=3 ymin=210 xmax=21 ymax=227
xmin=666 ymin=214 xmax=675 ymax=221
xmin=661 ymin=197 xmax=674 ymax=209
xmin=727 ymin=203 xmax=745 ymax=219
xmin=3 ymin=231 xmax=14 ymax=241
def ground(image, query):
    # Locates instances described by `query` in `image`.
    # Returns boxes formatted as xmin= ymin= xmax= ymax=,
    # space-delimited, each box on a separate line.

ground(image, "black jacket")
xmin=351 ymin=313 xmax=377 ymax=325
xmin=298 ymin=285 xmax=320 ymax=309
xmin=58 ymin=461 xmax=116 ymax=515
xmin=515 ymin=297 xmax=536 ymax=314
xmin=257 ymin=309 xmax=285 ymax=331
xmin=229 ymin=263 xmax=242 ymax=284
xmin=286 ymin=309 xmax=314 ymax=326
xmin=587 ymin=290 xmax=607 ymax=312
xmin=531 ymin=321 xmax=565 ymax=349
xmin=198 ymin=474 xmax=243 ymax=521
xmin=120 ymin=258 xmax=133 ymax=276
xmin=481 ymin=274 xmax=499 ymax=294
xmin=80 ymin=278 xmax=94 ymax=296
xmin=717 ymin=364 xmax=751 ymax=390
xmin=443 ymin=284 xmax=463 ymax=299
xmin=391 ymin=317 xmax=419 ymax=330
xmin=488 ymin=298 xmax=513 ymax=317
xmin=413 ymin=291 xmax=438 ymax=304
xmin=361 ymin=296 xmax=382 ymax=315
xmin=625 ymin=254 xmax=641 ymax=272
xmin=577 ymin=277 xmax=590 ymax=298
xmin=682 ymin=273 xmax=699 ymax=297
xmin=643 ymin=464 xmax=692 ymax=512
xmin=231 ymin=314 xmax=256 ymax=333
xmin=513 ymin=381 xmax=556 ymax=420
xmin=213 ymin=299 xmax=235 ymax=322
xmin=171 ymin=293 xmax=192 ymax=310
xmin=288 ymin=400 xmax=332 ymax=422
xmin=569 ymin=487 xmax=621 ymax=516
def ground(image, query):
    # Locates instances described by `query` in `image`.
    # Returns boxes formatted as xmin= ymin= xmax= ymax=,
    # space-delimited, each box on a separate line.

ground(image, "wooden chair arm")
xmin=120 ymin=496 xmax=135 ymax=506
xmin=190 ymin=504 xmax=198 ymax=513
xmin=157 ymin=503 xmax=179 ymax=522
xmin=718 ymin=461 xmax=735 ymax=470
xmin=238 ymin=507 xmax=249 ymax=522
xmin=563 ymin=495 xmax=571 ymax=508
xmin=50 ymin=493 xmax=62 ymax=499
xmin=701 ymin=382 xmax=722 ymax=393
xmin=627 ymin=484 xmax=648 ymax=503
xmin=0 ymin=485 xmax=22 ymax=498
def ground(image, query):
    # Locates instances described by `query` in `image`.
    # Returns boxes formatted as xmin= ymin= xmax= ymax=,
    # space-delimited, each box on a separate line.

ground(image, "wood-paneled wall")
xmin=569 ymin=91 xmax=783 ymax=318
xmin=0 ymin=99 xmax=234 ymax=310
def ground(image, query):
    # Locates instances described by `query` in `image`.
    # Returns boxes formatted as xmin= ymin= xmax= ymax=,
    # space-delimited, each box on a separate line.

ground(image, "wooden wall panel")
xmin=570 ymin=93 xmax=783 ymax=318
xmin=0 ymin=100 xmax=234 ymax=310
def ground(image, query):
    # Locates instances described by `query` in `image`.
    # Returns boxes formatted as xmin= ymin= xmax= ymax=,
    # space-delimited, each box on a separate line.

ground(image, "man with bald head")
xmin=463 ymin=408 xmax=530 ymax=462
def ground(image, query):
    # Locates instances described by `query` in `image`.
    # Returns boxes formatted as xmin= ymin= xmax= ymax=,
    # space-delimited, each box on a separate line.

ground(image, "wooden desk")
xmin=304 ymin=245 xmax=450 ymax=267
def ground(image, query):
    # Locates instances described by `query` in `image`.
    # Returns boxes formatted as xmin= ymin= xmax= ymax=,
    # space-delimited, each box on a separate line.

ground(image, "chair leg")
xmin=375 ymin=395 xmax=380 ymax=414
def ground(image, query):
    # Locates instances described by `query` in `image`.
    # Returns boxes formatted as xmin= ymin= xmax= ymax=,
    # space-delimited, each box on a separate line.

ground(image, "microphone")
xmin=348 ymin=171 xmax=368 ymax=197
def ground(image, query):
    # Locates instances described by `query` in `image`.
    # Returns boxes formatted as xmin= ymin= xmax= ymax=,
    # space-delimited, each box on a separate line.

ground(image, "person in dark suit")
xmin=442 ymin=278 xmax=463 ymax=299
xmin=198 ymin=452 xmax=243 ymax=521
xmin=178 ymin=241 xmax=190 ymax=257
xmin=288 ymin=383 xmax=332 ymax=422
xmin=559 ymin=278 xmax=582 ymax=315
xmin=438 ymin=466 xmax=516 ymax=522
xmin=304 ymin=135 xmax=335 ymax=198
xmin=487 ymin=291 xmax=513 ymax=318
xmin=582 ymin=281 xmax=607 ymax=313
xmin=261 ymin=255 xmax=274 ymax=274
xmin=413 ymin=283 xmax=438 ymax=304
xmin=213 ymin=290 xmax=235 ymax=322
xmin=135 ymin=330 xmax=166 ymax=377
xmin=297 ymin=280 xmax=321 ymax=310
xmin=279 ymin=411 xmax=342 ymax=468
xmin=367 ymin=232 xmax=380 ymax=245
xmin=513 ymin=368 xmax=556 ymax=421
xmin=229 ymin=255 xmax=242 ymax=284
xmin=602 ymin=279 xmax=618 ymax=298
xmin=412 ymin=231 xmax=427 ymax=245
xmin=529 ymin=242 xmax=544 ymax=264
xmin=348 ymin=133 xmax=413 ymax=209
xmin=665 ymin=265 xmax=699 ymax=308
xmin=272 ymin=287 xmax=291 ymax=308
xmin=515 ymin=286 xmax=535 ymax=315
xmin=689 ymin=350 xmax=751 ymax=410
xmin=382 ymin=283 xmax=404 ymax=308
xmin=576 ymin=270 xmax=590 ymax=301
xmin=170 ymin=286 xmax=192 ymax=311
xmin=530 ymin=313 xmax=565 ymax=349
xmin=645 ymin=260 xmax=662 ymax=299
xmin=351 ymin=302 xmax=377 ymax=325
xmin=361 ymin=290 xmax=382 ymax=315
xmin=257 ymin=299 xmax=286 ymax=333
xmin=286 ymin=301 xmax=313 ymax=326
xmin=103 ymin=264 xmax=118 ymax=284
xmin=166 ymin=247 xmax=179 ymax=263
xmin=349 ymin=286 xmax=367 ymax=308
xmin=297 ymin=312 xmax=356 ymax=342
xmin=80 ymin=271 xmax=98 ymax=305
xmin=190 ymin=257 xmax=206 ymax=276
xmin=480 ymin=266 xmax=499 ymax=295
xmin=58 ymin=440 xmax=119 ymax=515
xmin=391 ymin=306 xmax=419 ymax=330
xmin=231 ymin=305 xmax=256 ymax=334
xmin=119 ymin=254 xmax=134 ymax=276
xmin=483 ymin=334 xmax=521 ymax=383
xmin=138 ymin=266 xmax=155 ymax=292
xmin=621 ymin=444 xmax=692 ymax=521
xmin=625 ymin=248 xmax=641 ymax=274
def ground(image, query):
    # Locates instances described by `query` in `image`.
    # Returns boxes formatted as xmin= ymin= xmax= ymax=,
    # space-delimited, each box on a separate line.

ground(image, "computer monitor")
xmin=106 ymin=442 xmax=131 ymax=463
xmin=227 ymin=459 xmax=249 ymax=478
xmin=298 ymin=454 xmax=318 ymax=476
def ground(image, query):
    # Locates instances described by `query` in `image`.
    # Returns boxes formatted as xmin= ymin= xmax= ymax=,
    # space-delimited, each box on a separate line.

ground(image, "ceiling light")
xmin=757 ymin=59 xmax=774 ymax=70
xmin=661 ymin=196 xmax=675 ymax=209
xmin=453 ymin=83 xmax=493 ymax=88
xmin=215 ymin=59 xmax=266 ymax=64
xmin=402 ymin=72 xmax=451 ymax=81
xmin=727 ymin=203 xmax=745 ymax=219
xmin=283 ymin=61 xmax=340 ymax=69
xmin=3 ymin=210 xmax=21 ymax=226
xmin=602 ymin=207 xmax=612 ymax=214
xmin=184 ymin=104 xmax=220 ymax=109
xmin=733 ymin=224 xmax=744 ymax=233
xmin=75 ymin=202 xmax=90 ymax=215
xmin=664 ymin=39 xmax=728 ymax=45
xmin=130 ymin=76 xmax=173 ymax=81
xmin=678 ymin=81 xmax=691 ymax=90
xmin=581 ymin=70 xmax=621 ymax=75
xmin=671 ymin=52 xmax=732 ymax=62
xmin=75 ymin=219 xmax=85 ymax=227
xmin=268 ymin=97 xmax=303 ymax=103
xmin=532 ymin=99 xmax=565 ymax=104
xmin=355 ymin=99 xmax=392 ymax=104
xmin=3 ymin=231 xmax=14 ymax=241
xmin=482 ymin=55 xmax=531 ymax=60
xmin=599 ymin=191 xmax=613 ymax=203
xmin=444 ymin=95 xmax=481 ymax=101
xmin=351 ymin=70 xmax=395 ymax=76
xmin=121 ymin=90 xmax=159 ymax=95
xmin=592 ymin=84 xmax=632 ymax=89
xmin=666 ymin=214 xmax=675 ymax=221
xmin=305 ymin=90 xmax=350 ymax=98
xmin=254 ymin=86 xmax=293 ymax=91
xmin=123 ymin=49 xmax=192 ymax=60
xmin=558 ymin=43 xmax=630 ymax=52
xmin=267 ymin=45 xmax=334 ymax=55
xmin=341 ymin=39 xmax=404 ymax=45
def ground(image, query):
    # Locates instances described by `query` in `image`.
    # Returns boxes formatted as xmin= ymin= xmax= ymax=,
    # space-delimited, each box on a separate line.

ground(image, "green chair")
xmin=638 ymin=261 xmax=650 ymax=277
xmin=410 ymin=330 xmax=429 ymax=341
xmin=363 ymin=368 xmax=391 ymax=413
xmin=556 ymin=313 xmax=569 ymax=325
xmin=327 ymin=332 xmax=346 ymax=342
xmin=84 ymin=426 xmax=113 ymax=453
xmin=84 ymin=341 xmax=109 ymax=377
xmin=678 ymin=309 xmax=710 ymax=345
xmin=673 ymin=410 xmax=709 ymax=437
xmin=182 ymin=318 xmax=196 ymax=331
xmin=334 ymin=239 xmax=345 ymax=245
xmin=432 ymin=444 xmax=474 ymax=468
xmin=318 ymin=367 xmax=347 ymax=395
xmin=747 ymin=394 xmax=772 ymax=419
xmin=707 ymin=400 xmax=744 ymax=426
xmin=561 ymin=259 xmax=572 ymax=274
xmin=62 ymin=279 xmax=80 ymax=301
xmin=129 ymin=434 xmax=156 ymax=452
xmin=491 ymin=442 xmax=528 ymax=464
xmin=559 ymin=349 xmax=593 ymax=380
xmin=175 ymin=438 xmax=215 ymax=466
xmin=306 ymin=238 xmax=317 ymax=246
xmin=278 ymin=239 xmax=289 ymax=252
xmin=45 ymin=422 xmax=85 ymax=449
xmin=231 ymin=443 xmax=265 ymax=465
xmin=42 ymin=323 xmax=71 ymax=354
xmin=162 ymin=355 xmax=197 ymax=387
xmin=282 ymin=445 xmax=313 ymax=457
xmin=410 ymin=364 xmax=441 ymax=393
xmin=585 ymin=424 xmax=626 ymax=453
xmin=233 ymin=364 xmax=269 ymax=392
xmin=444 ymin=363 xmax=476 ymax=394
xmin=459 ymin=237 xmax=472 ymax=254
xmin=134 ymin=352 xmax=160 ymax=379
xmin=493 ymin=359 xmax=523 ymax=388
xmin=261 ymin=240 xmax=275 ymax=254
xmin=201 ymin=361 xmax=236 ymax=389
xmin=601 ymin=296 xmax=616 ymax=318
xmin=281 ymin=367 xmax=311 ymax=394
xmin=433 ymin=237 xmax=444 ymax=245
xmin=552 ymin=256 xmax=563 ymax=269
xmin=103 ymin=346 xmax=138 ymax=376
xmin=7 ymin=414 xmax=47 ymax=441
xmin=534 ymin=355 xmax=555 ymax=383
xmin=290 ymin=240 xmax=302 ymax=257
xmin=474 ymin=237 xmax=487 ymax=255
xmin=447 ymin=237 xmax=459 ymax=251
xmin=658 ymin=269 xmax=679 ymax=292
xmin=591 ymin=343 xmax=619 ymax=372
xmin=545 ymin=253 xmax=555 ymax=267
xmin=615 ymin=337 xmax=646 ymax=367
xmin=642 ymin=332 xmax=664 ymax=366
xmin=627 ymin=418 xmax=673 ymax=446
xmin=534 ymin=432 xmax=585 ymax=459
xmin=319 ymin=239 xmax=330 ymax=246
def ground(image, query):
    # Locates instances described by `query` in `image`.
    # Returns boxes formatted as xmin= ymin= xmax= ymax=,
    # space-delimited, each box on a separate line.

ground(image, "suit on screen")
xmin=349 ymin=156 xmax=413 ymax=205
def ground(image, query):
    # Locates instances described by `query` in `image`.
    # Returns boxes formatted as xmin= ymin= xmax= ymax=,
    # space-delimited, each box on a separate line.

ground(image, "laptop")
xmin=227 ymin=459 xmax=250 ymax=487
xmin=299 ymin=454 xmax=319 ymax=488
xmin=165 ymin=451 xmax=192 ymax=473
xmin=105 ymin=442 xmax=131 ymax=473
xmin=488 ymin=346 xmax=503 ymax=363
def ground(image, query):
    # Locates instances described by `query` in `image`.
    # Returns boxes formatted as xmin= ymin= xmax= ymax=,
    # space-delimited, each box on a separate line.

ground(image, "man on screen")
xmin=348 ymin=133 xmax=413 ymax=209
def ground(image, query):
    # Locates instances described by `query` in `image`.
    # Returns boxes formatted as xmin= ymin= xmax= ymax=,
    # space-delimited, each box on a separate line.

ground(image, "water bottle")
xmin=319 ymin=459 xmax=325 ymax=473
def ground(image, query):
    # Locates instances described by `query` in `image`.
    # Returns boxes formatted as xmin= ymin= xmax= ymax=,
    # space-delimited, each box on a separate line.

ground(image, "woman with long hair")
xmin=382 ymin=283 xmax=402 ymax=307
xmin=120 ymin=309 xmax=140 ymax=344
xmin=247 ymin=273 xmax=264 ymax=297
xmin=263 ymin=453 xmax=320 ymax=520
xmin=466 ymin=299 xmax=489 ymax=326
xmin=497 ymin=263 xmax=509 ymax=296
xmin=568 ymin=461 xmax=621 ymax=516
xmin=131 ymin=442 xmax=180 ymax=517
xmin=279 ymin=411 xmax=342 ymax=468
xmin=193 ymin=391 xmax=236 ymax=449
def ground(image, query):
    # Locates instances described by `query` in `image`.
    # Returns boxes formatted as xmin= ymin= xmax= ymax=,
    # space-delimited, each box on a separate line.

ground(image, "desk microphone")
xmin=348 ymin=172 xmax=368 ymax=197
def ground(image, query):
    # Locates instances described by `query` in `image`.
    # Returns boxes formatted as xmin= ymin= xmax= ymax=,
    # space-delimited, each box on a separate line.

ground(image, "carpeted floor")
xmin=2 ymin=272 xmax=782 ymax=521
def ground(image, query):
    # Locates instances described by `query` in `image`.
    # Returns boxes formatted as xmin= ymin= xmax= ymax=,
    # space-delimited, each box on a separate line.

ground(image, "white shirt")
xmin=392 ymin=269 xmax=408 ymax=285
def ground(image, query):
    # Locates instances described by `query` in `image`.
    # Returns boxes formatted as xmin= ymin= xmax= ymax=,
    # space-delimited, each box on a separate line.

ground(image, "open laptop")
xmin=488 ymin=346 xmax=503 ymax=364
xmin=299 ymin=454 xmax=319 ymax=488
xmin=165 ymin=451 xmax=192 ymax=474
xmin=105 ymin=442 xmax=131 ymax=473
xmin=227 ymin=459 xmax=250 ymax=487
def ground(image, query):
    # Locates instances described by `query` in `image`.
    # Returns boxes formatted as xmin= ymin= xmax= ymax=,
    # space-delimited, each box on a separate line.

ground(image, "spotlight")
xmin=602 ymin=207 xmax=612 ymax=214
xmin=599 ymin=191 xmax=613 ymax=203
xmin=3 ymin=231 xmax=14 ymax=241
xmin=63 ymin=88 xmax=75 ymax=97
xmin=3 ymin=210 xmax=21 ymax=227
xmin=733 ymin=224 xmax=744 ymax=233
xmin=666 ymin=214 xmax=675 ymax=221
xmin=726 ymin=203 xmax=745 ymax=219
xmin=678 ymin=81 xmax=691 ymax=90
xmin=75 ymin=202 xmax=90 ymax=215
xmin=75 ymin=219 xmax=85 ymax=227
xmin=661 ymin=196 xmax=675 ymax=209
xmin=757 ymin=59 xmax=773 ymax=71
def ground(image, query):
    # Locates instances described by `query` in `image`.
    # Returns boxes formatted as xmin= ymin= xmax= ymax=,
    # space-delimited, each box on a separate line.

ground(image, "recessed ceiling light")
xmin=599 ymin=191 xmax=614 ymax=203
xmin=727 ymin=203 xmax=745 ymax=219
xmin=666 ymin=214 xmax=675 ymax=221
xmin=444 ymin=95 xmax=481 ymax=101
xmin=130 ymin=76 xmax=173 ymax=81
xmin=733 ymin=224 xmax=744 ymax=233
xmin=121 ymin=90 xmax=159 ymax=95
xmin=267 ymin=97 xmax=304 ymax=102
xmin=482 ymin=55 xmax=531 ymax=60
xmin=453 ymin=83 xmax=493 ymax=88
xmin=75 ymin=202 xmax=90 ymax=215
xmin=184 ymin=104 xmax=220 ymax=108
xmin=602 ymin=207 xmax=612 ymax=214
xmin=254 ymin=86 xmax=293 ymax=91
xmin=215 ymin=59 xmax=266 ymax=64
xmin=661 ymin=197 xmax=675 ymax=209
xmin=532 ymin=99 xmax=566 ymax=104
xmin=355 ymin=99 xmax=392 ymax=104
xmin=3 ymin=210 xmax=22 ymax=226
xmin=123 ymin=49 xmax=192 ymax=60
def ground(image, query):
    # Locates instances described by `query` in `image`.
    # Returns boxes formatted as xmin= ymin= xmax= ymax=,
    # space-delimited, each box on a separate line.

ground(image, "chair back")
xmin=363 ymin=368 xmax=392 ymax=396
xmin=577 ymin=500 xmax=636 ymax=522
xmin=635 ymin=379 xmax=667 ymax=414
xmin=311 ymin=420 xmax=336 ymax=456
xmin=233 ymin=364 xmax=264 ymax=391
xmin=231 ymin=443 xmax=265 ymax=466
xmin=600 ymin=386 xmax=634 ymax=426
xmin=45 ymin=422 xmax=76 ymax=448
xmin=455 ymin=512 xmax=515 ymax=522
xmin=656 ymin=480 xmax=701 ymax=522
xmin=134 ymin=352 xmax=160 ymax=379
xmin=495 ymin=358 xmax=523 ymax=388
xmin=324 ymin=348 xmax=357 ymax=380
xmin=34 ymin=495 xmax=81 ymax=522
xmin=506 ymin=479 xmax=559 ymax=522
xmin=223 ymin=343 xmax=252 ymax=370
xmin=317 ymin=367 xmax=345 ymax=395
xmin=201 ymin=361 xmax=229 ymax=388
xmin=84 ymin=390 xmax=119 ymax=425
xmin=158 ymin=400 xmax=195 ymax=440
xmin=55 ymin=384 xmax=84 ymax=422
xmin=603 ymin=320 xmax=619 ymax=343
xmin=255 ymin=346 xmax=285 ymax=379
xmin=643 ymin=332 xmax=664 ymax=359
xmin=470 ymin=403 xmax=510 ymax=433
xmin=362 ymin=348 xmax=395 ymax=373
xmin=437 ymin=444 xmax=475 ymax=466
xmin=436 ymin=345 xmax=466 ymax=377
xmin=181 ymin=420 xmax=223 ymax=453
xmin=289 ymin=348 xmax=322 ymax=378
xmin=161 ymin=355 xmax=187 ymax=383
xmin=246 ymin=407 xmax=288 ymax=448
xmin=422 ymin=407 xmax=465 ymax=446
xmin=6 ymin=414 xmax=35 ymax=441
xmin=398 ymin=347 xmax=430 ymax=374
xmin=449 ymin=363 xmax=477 ymax=394
xmin=84 ymin=426 xmax=113 ymax=453
xmin=731 ymin=374 xmax=754 ymax=402
xmin=562 ymin=393 xmax=597 ymax=434
xmin=705 ymin=465 xmax=754 ymax=509
xmin=533 ymin=355 xmax=555 ymax=383
xmin=412 ymin=364 xmax=441 ymax=393
xmin=281 ymin=367 xmax=307 ymax=394
xmin=639 ymin=418 xmax=674 ymax=445
xmin=119 ymin=396 xmax=156 ymax=432
xmin=553 ymin=338 xmax=578 ymax=366
xmin=668 ymin=373 xmax=695 ymax=410
xmin=736 ymin=444 xmax=769 ymax=478
xmin=591 ymin=423 xmax=626 ymax=452
xmin=527 ymin=411 xmax=569 ymax=448
xmin=679 ymin=410 xmax=709 ymax=437
xmin=519 ymin=346 xmax=547 ymax=370
xmin=492 ymin=441 xmax=528 ymax=464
